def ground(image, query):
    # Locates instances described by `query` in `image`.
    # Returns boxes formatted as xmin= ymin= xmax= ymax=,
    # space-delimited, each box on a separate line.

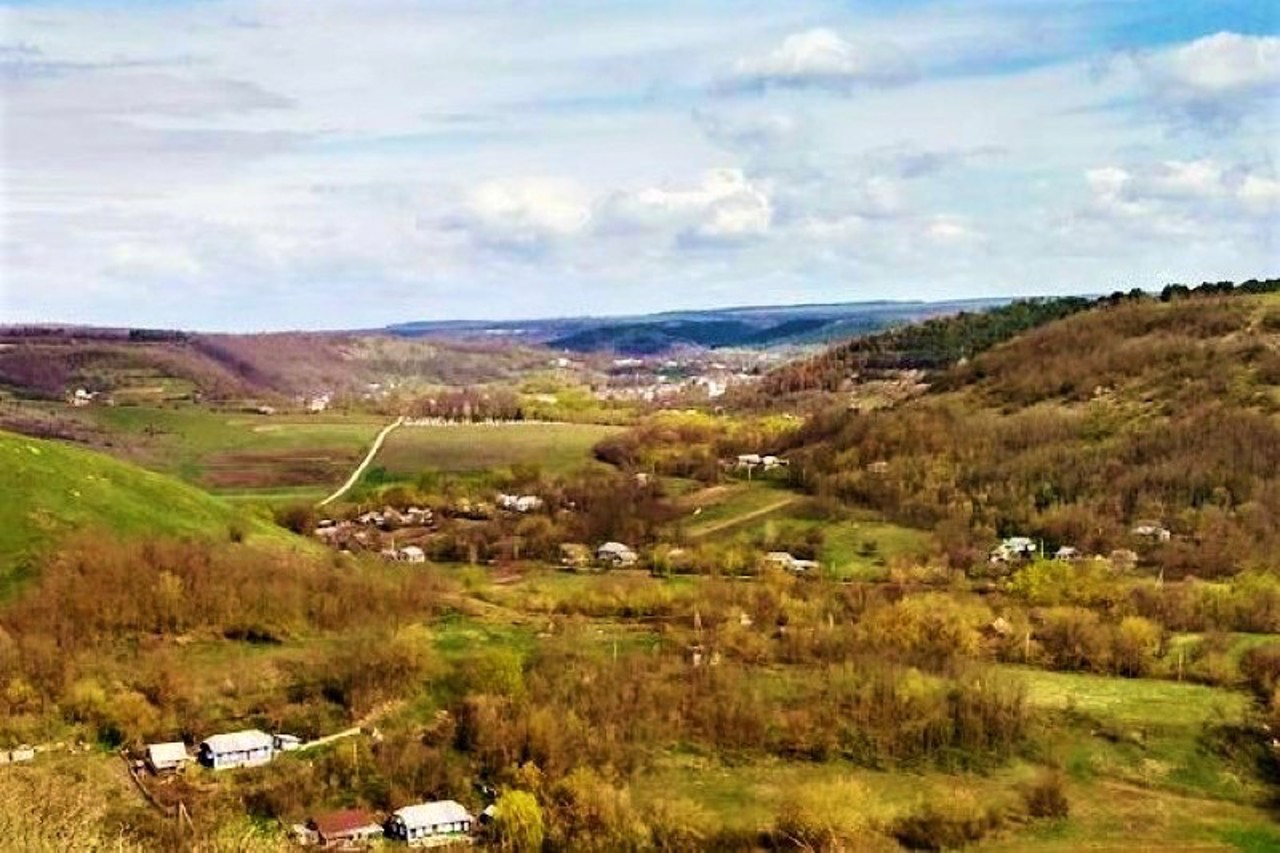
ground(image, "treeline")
xmin=755 ymin=296 xmax=1095 ymax=398
xmin=752 ymin=277 xmax=1279 ymax=401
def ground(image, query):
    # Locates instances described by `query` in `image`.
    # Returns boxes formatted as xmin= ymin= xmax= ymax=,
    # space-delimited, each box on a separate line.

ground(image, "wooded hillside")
xmin=781 ymin=288 xmax=1280 ymax=577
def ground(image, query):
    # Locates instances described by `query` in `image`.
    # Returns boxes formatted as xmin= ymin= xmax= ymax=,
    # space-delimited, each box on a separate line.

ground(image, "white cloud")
xmin=107 ymin=242 xmax=203 ymax=277
xmin=724 ymin=28 xmax=915 ymax=93
xmin=1079 ymin=158 xmax=1279 ymax=242
xmin=1128 ymin=32 xmax=1280 ymax=129
xmin=599 ymin=168 xmax=772 ymax=243
xmin=1238 ymin=173 xmax=1280 ymax=213
xmin=459 ymin=178 xmax=591 ymax=250
xmin=926 ymin=215 xmax=981 ymax=244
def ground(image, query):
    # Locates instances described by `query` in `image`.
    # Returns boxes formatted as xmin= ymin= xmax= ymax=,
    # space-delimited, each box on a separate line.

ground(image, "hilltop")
xmin=0 ymin=430 xmax=289 ymax=582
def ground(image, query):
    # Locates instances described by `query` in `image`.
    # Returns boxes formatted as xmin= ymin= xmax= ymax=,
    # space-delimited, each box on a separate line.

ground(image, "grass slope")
xmin=372 ymin=422 xmax=622 ymax=478
xmin=0 ymin=430 xmax=285 ymax=581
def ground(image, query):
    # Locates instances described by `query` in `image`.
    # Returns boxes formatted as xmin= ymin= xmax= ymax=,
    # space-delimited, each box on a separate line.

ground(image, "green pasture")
xmin=371 ymin=422 xmax=621 ymax=478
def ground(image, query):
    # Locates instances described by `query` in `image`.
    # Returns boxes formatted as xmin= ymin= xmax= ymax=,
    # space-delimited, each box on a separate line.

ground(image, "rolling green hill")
xmin=0 ymin=430 xmax=289 ymax=582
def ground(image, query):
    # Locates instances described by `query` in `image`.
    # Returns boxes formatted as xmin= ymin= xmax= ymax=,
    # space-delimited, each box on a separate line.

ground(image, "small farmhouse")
xmin=596 ymin=541 xmax=638 ymax=568
xmin=307 ymin=809 xmax=384 ymax=849
xmin=384 ymin=800 xmax=474 ymax=847
xmin=1054 ymin=546 xmax=1080 ymax=561
xmin=497 ymin=493 xmax=544 ymax=513
xmin=1132 ymin=523 xmax=1172 ymax=542
xmin=397 ymin=545 xmax=427 ymax=564
xmin=990 ymin=536 xmax=1038 ymax=564
xmin=197 ymin=729 xmax=274 ymax=770
xmin=559 ymin=543 xmax=592 ymax=570
xmin=145 ymin=741 xmax=190 ymax=774
xmin=763 ymin=552 xmax=819 ymax=574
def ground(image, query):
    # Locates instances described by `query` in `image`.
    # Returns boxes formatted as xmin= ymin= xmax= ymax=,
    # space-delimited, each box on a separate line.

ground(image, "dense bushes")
xmin=0 ymin=536 xmax=454 ymax=745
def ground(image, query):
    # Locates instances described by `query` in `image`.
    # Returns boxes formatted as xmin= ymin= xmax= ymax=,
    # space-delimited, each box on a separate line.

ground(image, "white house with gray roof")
xmin=197 ymin=729 xmax=274 ymax=770
xmin=384 ymin=800 xmax=474 ymax=846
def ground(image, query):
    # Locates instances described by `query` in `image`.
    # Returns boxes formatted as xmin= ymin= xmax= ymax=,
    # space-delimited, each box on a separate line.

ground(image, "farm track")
xmin=316 ymin=417 xmax=403 ymax=508
xmin=686 ymin=495 xmax=801 ymax=540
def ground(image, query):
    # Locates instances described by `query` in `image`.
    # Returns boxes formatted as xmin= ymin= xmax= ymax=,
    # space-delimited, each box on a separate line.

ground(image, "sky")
xmin=1 ymin=0 xmax=1278 ymax=331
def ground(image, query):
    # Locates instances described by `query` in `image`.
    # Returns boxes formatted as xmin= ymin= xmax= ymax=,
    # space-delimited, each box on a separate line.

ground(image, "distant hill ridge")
xmin=758 ymin=278 xmax=1280 ymax=398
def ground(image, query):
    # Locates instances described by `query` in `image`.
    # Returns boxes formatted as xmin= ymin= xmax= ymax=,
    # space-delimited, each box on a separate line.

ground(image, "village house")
xmin=497 ymin=493 xmax=544 ymax=513
xmin=990 ymin=536 xmax=1038 ymax=564
xmin=1132 ymin=523 xmax=1172 ymax=543
xmin=596 ymin=541 xmax=638 ymax=568
xmin=404 ymin=506 xmax=433 ymax=525
xmin=1054 ymin=546 xmax=1080 ymax=562
xmin=559 ymin=543 xmax=592 ymax=570
xmin=384 ymin=800 xmax=474 ymax=847
xmin=145 ymin=741 xmax=191 ymax=774
xmin=763 ymin=551 xmax=820 ymax=575
xmin=307 ymin=393 xmax=331 ymax=413
xmin=69 ymin=388 xmax=96 ymax=407
xmin=305 ymin=809 xmax=384 ymax=849
xmin=197 ymin=729 xmax=274 ymax=770
xmin=393 ymin=545 xmax=426 ymax=564
xmin=1109 ymin=548 xmax=1140 ymax=571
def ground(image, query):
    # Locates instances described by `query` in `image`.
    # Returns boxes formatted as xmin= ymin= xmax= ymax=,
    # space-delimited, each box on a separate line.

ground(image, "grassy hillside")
xmin=373 ymin=422 xmax=623 ymax=480
xmin=0 ymin=430 xmax=287 ymax=581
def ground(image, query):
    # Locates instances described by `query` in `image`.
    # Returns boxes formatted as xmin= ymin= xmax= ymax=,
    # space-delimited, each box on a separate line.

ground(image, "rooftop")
xmin=393 ymin=800 xmax=472 ymax=829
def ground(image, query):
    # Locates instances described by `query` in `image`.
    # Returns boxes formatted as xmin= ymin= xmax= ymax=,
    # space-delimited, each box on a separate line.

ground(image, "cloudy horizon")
xmin=2 ymin=0 xmax=1277 ymax=331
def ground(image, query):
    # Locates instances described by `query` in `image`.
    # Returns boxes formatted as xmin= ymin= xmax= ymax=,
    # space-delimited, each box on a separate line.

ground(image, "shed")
xmin=385 ymin=800 xmax=474 ymax=846
xmin=274 ymin=733 xmax=303 ymax=752
xmin=308 ymin=809 xmax=383 ymax=848
xmin=145 ymin=741 xmax=190 ymax=773
xmin=198 ymin=729 xmax=274 ymax=770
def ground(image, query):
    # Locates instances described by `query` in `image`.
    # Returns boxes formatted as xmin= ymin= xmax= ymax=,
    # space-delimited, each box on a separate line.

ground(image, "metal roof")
xmin=200 ymin=729 xmax=273 ymax=754
xmin=392 ymin=800 xmax=472 ymax=829
xmin=146 ymin=742 xmax=189 ymax=764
